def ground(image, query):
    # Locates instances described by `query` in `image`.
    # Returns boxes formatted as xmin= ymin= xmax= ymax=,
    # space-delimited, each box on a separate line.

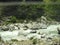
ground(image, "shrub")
xmin=2 ymin=5 xmax=44 ymax=21
xmin=10 ymin=16 xmax=17 ymax=23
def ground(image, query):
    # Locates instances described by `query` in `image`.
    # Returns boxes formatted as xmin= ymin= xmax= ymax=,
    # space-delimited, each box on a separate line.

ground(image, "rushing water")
xmin=0 ymin=24 xmax=60 ymax=41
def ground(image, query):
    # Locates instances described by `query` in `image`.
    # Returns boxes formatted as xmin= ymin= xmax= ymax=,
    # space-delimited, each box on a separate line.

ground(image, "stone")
xmin=40 ymin=16 xmax=47 ymax=24
xmin=30 ymin=30 xmax=37 ymax=33
xmin=41 ymin=34 xmax=46 ymax=38
xmin=23 ymin=25 xmax=29 ymax=30
xmin=26 ymin=23 xmax=32 ymax=29
xmin=14 ymin=26 xmax=18 ymax=30
xmin=1 ymin=25 xmax=9 ymax=31
xmin=39 ymin=23 xmax=47 ymax=29
xmin=57 ymin=27 xmax=60 ymax=34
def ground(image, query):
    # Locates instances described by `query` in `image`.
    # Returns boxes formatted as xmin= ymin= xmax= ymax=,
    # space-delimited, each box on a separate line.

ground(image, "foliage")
xmin=45 ymin=5 xmax=60 ymax=21
xmin=44 ymin=0 xmax=60 ymax=21
xmin=10 ymin=16 xmax=17 ymax=23
xmin=1 ymin=5 xmax=44 ymax=22
xmin=0 ymin=0 xmax=60 ymax=24
xmin=17 ymin=5 xmax=44 ymax=20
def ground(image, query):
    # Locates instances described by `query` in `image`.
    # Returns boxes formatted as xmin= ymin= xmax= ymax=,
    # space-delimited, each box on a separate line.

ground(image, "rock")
xmin=26 ymin=23 xmax=33 ymax=29
xmin=23 ymin=25 xmax=29 ymax=30
xmin=30 ymin=30 xmax=37 ymax=33
xmin=11 ymin=42 xmax=17 ymax=45
xmin=39 ymin=23 xmax=47 ymax=29
xmin=40 ymin=16 xmax=47 ymax=24
xmin=57 ymin=27 xmax=60 ymax=34
xmin=35 ymin=35 xmax=41 ymax=39
xmin=41 ymin=34 xmax=46 ymax=38
xmin=0 ymin=26 xmax=2 ymax=31
xmin=30 ymin=25 xmax=40 ymax=30
xmin=7 ymin=24 xmax=19 ymax=31
xmin=0 ymin=23 xmax=60 ymax=45
xmin=47 ymin=37 xmax=52 ymax=40
xmin=14 ymin=26 xmax=18 ymax=30
xmin=29 ymin=22 xmax=47 ymax=30
xmin=1 ymin=25 xmax=9 ymax=31
xmin=7 ymin=24 xmax=14 ymax=31
xmin=0 ymin=36 xmax=1 ymax=41
xmin=13 ymin=22 xmax=47 ymax=30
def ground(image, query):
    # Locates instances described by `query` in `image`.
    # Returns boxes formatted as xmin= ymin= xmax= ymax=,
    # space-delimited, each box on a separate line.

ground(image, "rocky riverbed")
xmin=0 ymin=23 xmax=60 ymax=45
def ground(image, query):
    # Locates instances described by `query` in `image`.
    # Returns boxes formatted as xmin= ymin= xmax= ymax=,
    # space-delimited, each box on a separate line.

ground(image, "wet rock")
xmin=57 ymin=27 xmax=60 ymax=34
xmin=23 ymin=26 xmax=29 ymax=30
xmin=47 ymin=37 xmax=52 ymax=40
xmin=41 ymin=34 xmax=46 ymax=38
xmin=40 ymin=16 xmax=47 ymax=24
xmin=1 ymin=25 xmax=9 ymax=31
xmin=7 ymin=24 xmax=19 ymax=31
xmin=39 ymin=23 xmax=47 ymax=29
xmin=29 ymin=22 xmax=40 ymax=30
xmin=30 ymin=30 xmax=37 ymax=33
xmin=30 ymin=22 xmax=47 ymax=30
xmin=14 ymin=26 xmax=18 ymax=30
xmin=26 ymin=23 xmax=32 ymax=29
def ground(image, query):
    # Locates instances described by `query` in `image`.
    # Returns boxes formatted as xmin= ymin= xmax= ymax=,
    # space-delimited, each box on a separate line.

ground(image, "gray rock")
xmin=40 ymin=16 xmax=47 ymax=24
xmin=1 ymin=25 xmax=9 ymax=31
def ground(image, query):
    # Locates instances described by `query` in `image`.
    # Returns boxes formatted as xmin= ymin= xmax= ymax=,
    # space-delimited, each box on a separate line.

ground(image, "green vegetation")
xmin=0 ymin=5 xmax=44 ymax=24
xmin=44 ymin=0 xmax=60 ymax=21
xmin=0 ymin=0 xmax=60 ymax=24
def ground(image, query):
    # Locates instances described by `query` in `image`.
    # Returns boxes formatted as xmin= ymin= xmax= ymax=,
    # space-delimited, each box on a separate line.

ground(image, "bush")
xmin=1 ymin=5 xmax=44 ymax=21
xmin=0 ymin=0 xmax=60 ymax=24
xmin=9 ymin=16 xmax=17 ymax=23
xmin=44 ymin=4 xmax=60 ymax=21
